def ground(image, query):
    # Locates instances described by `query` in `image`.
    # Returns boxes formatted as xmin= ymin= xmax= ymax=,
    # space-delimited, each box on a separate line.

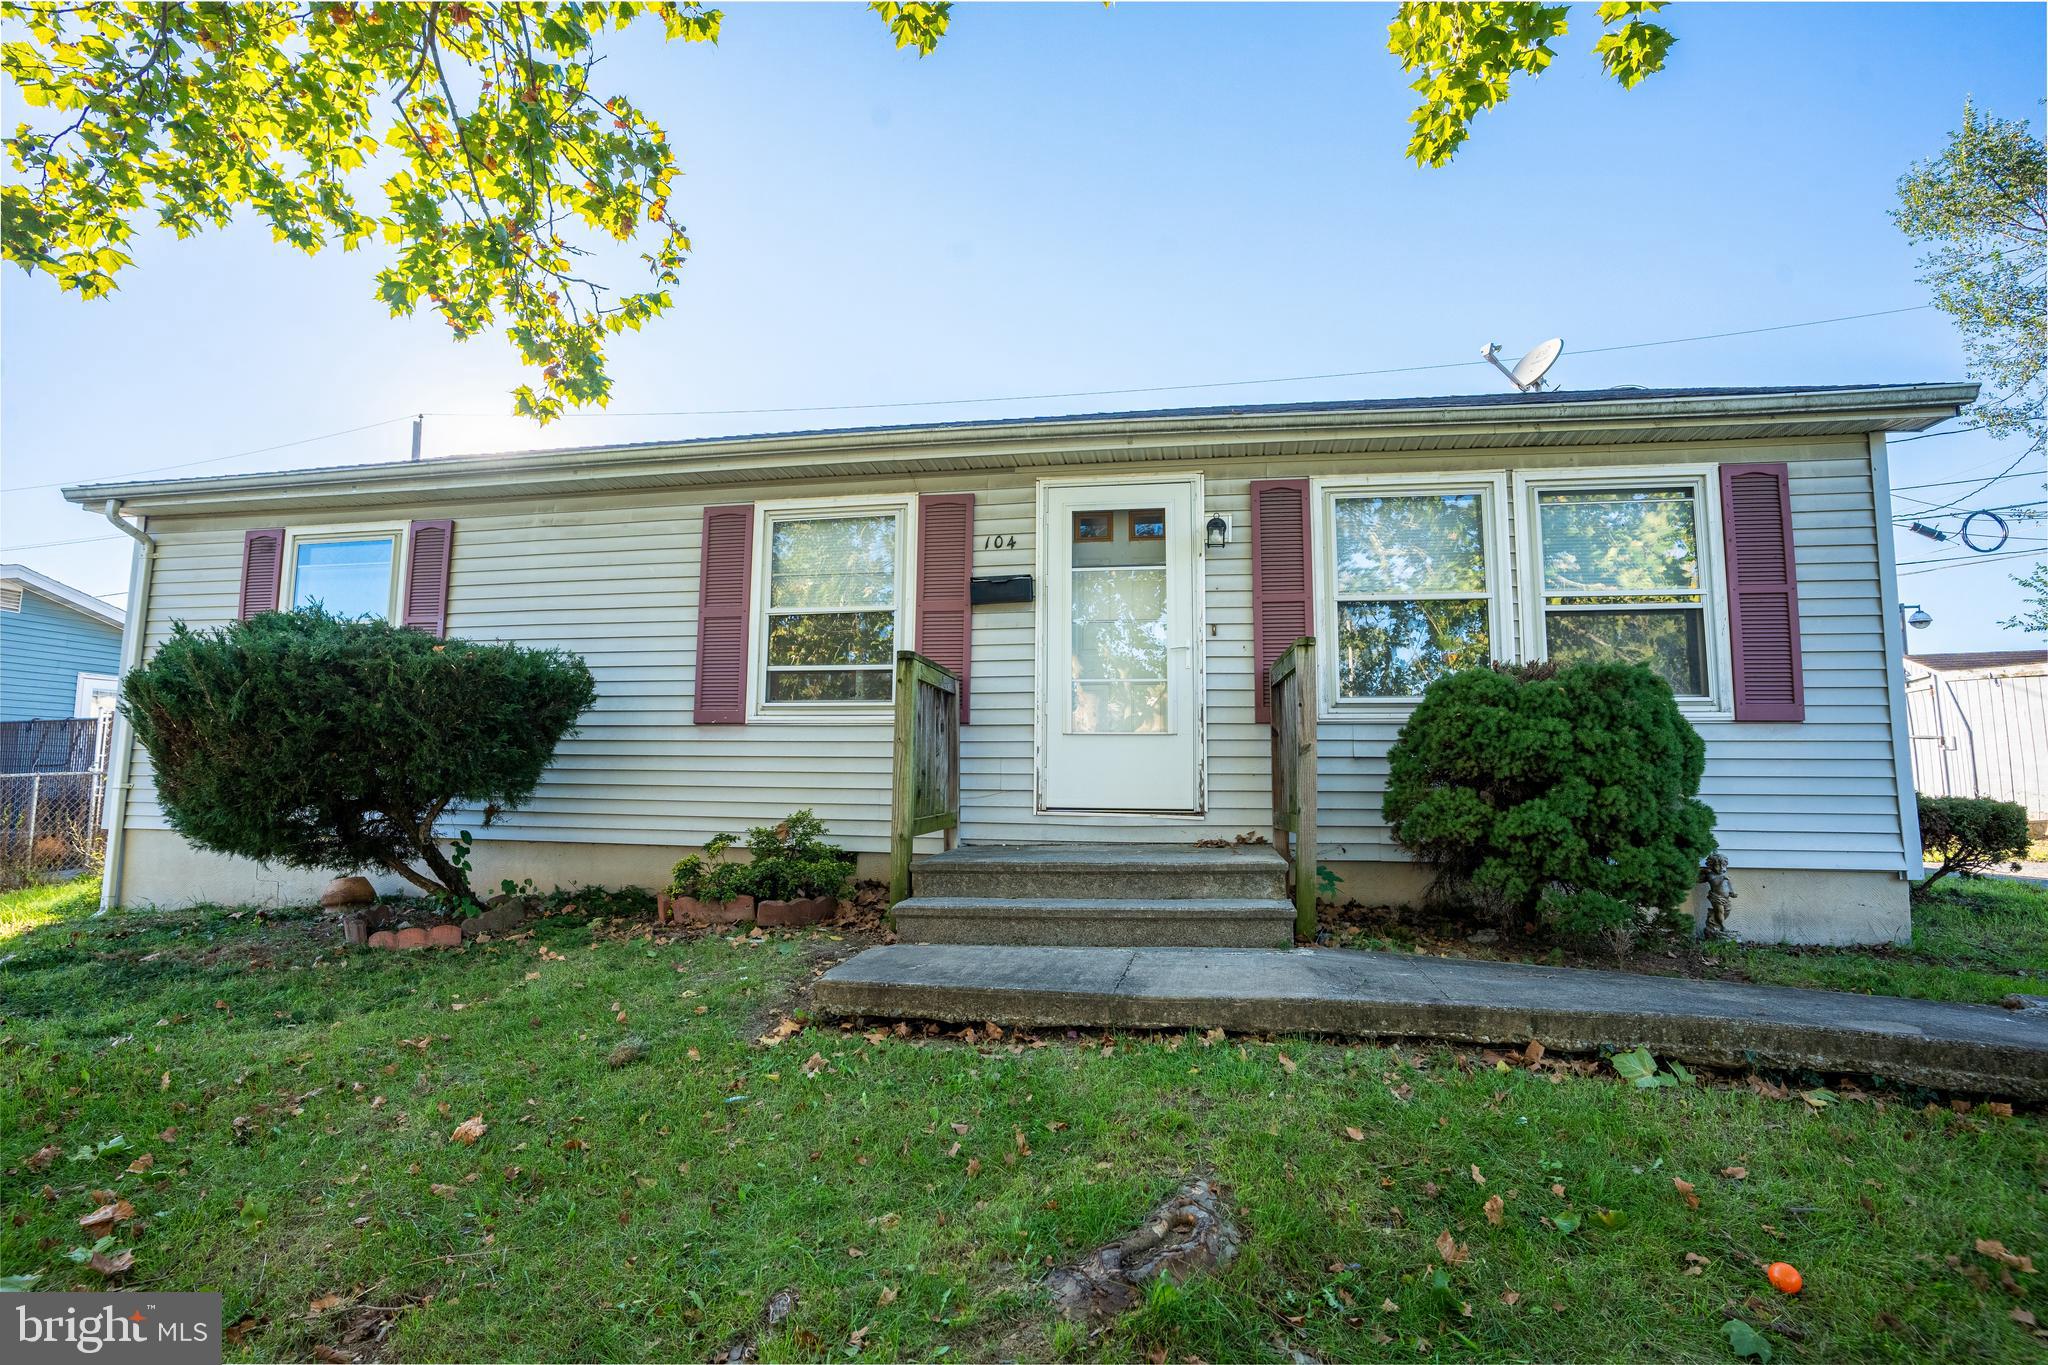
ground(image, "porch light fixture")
xmin=1901 ymin=602 xmax=1932 ymax=631
xmin=1205 ymin=514 xmax=1230 ymax=548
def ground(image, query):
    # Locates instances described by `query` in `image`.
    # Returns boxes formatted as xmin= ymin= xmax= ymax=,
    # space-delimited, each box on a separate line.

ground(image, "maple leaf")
xmin=1435 ymin=1229 xmax=1469 ymax=1265
xmin=449 ymin=1116 xmax=487 ymax=1145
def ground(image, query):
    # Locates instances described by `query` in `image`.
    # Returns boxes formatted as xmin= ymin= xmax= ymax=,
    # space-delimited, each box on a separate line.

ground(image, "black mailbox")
xmin=970 ymin=574 xmax=1033 ymax=606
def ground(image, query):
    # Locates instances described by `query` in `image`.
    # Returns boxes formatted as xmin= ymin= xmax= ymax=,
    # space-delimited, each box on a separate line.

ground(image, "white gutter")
xmin=98 ymin=500 xmax=155 ymax=912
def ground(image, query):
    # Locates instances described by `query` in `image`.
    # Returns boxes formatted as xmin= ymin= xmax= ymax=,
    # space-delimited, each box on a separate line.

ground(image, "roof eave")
xmin=61 ymin=383 xmax=1977 ymax=515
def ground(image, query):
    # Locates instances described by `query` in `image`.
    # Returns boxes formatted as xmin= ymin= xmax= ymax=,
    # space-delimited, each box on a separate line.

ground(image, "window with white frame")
xmin=1529 ymin=480 xmax=1711 ymax=697
xmin=284 ymin=530 xmax=400 ymax=621
xmin=758 ymin=506 xmax=907 ymax=707
xmin=1326 ymin=483 xmax=1501 ymax=699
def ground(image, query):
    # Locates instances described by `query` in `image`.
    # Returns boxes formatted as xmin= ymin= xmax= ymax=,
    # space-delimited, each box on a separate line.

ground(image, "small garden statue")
xmin=1698 ymin=851 xmax=1737 ymax=940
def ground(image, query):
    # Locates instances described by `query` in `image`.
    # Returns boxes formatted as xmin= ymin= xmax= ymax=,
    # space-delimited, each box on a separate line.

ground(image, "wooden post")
xmin=1269 ymin=638 xmax=1318 ymax=940
xmin=1290 ymin=639 xmax=1318 ymax=938
xmin=888 ymin=651 xmax=918 ymax=906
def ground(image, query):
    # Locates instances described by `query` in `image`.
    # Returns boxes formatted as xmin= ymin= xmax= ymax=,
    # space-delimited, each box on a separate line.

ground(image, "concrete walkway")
xmin=814 ymin=944 xmax=2048 ymax=1099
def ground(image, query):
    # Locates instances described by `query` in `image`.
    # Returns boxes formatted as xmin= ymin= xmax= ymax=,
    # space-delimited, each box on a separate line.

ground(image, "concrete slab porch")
xmin=814 ymin=944 xmax=2048 ymax=1100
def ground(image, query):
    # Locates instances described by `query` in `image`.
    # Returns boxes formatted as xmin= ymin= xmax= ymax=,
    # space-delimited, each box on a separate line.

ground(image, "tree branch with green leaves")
xmin=1388 ymin=2 xmax=1674 ymax=167
xmin=1 ymin=1 xmax=950 ymax=421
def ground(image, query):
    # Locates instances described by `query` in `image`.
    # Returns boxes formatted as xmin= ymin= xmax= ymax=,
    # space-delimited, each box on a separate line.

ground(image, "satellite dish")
xmin=1510 ymin=338 xmax=1564 ymax=391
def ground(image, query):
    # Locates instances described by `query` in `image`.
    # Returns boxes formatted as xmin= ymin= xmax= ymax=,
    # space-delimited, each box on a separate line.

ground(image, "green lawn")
xmin=1709 ymin=879 xmax=2048 ymax=1005
xmin=2 ymin=882 xmax=2042 ymax=1363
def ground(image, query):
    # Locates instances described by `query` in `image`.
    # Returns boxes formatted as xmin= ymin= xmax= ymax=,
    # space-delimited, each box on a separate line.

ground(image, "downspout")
xmin=99 ymin=500 xmax=155 ymax=911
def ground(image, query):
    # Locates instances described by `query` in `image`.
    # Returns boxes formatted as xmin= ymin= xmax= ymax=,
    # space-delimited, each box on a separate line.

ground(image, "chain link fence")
xmin=0 ymin=716 xmax=112 ymax=889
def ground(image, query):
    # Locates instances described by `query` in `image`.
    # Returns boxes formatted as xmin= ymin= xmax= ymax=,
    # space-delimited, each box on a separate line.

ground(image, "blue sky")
xmin=2 ymin=2 xmax=2042 ymax=649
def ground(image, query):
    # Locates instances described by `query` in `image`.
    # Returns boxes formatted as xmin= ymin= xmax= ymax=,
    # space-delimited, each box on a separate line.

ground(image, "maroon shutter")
xmin=1719 ymin=463 xmax=1805 ymax=722
xmin=238 ymin=528 xmax=284 ymax=619
xmin=1250 ymin=479 xmax=1314 ymax=724
xmin=693 ymin=504 xmax=755 ymax=726
xmin=402 ymin=519 xmax=454 ymax=637
xmin=915 ymin=493 xmax=975 ymax=723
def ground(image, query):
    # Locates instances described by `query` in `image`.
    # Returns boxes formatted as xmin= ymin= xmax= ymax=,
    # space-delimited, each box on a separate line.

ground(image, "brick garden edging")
xmin=342 ymin=894 xmax=538 ymax=950
xmin=657 ymin=892 xmax=840 ymax=928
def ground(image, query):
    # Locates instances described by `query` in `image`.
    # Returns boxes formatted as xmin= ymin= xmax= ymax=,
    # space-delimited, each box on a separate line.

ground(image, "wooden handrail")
xmin=1269 ymin=636 xmax=1318 ymax=939
xmin=888 ymin=650 xmax=962 ymax=906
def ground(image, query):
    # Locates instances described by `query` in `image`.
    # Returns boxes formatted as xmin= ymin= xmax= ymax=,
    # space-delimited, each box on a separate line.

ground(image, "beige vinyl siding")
xmin=117 ymin=436 xmax=1909 ymax=878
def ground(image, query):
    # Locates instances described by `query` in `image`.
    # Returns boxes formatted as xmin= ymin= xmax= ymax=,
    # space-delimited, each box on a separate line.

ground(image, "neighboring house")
xmin=1905 ymin=649 xmax=2048 ymax=832
xmin=64 ymin=383 xmax=1974 ymax=943
xmin=0 ymin=563 xmax=124 ymax=722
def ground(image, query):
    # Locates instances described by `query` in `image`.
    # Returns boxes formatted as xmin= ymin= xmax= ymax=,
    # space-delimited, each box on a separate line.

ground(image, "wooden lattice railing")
xmin=888 ymin=651 xmax=961 ymax=905
xmin=1269 ymin=636 xmax=1318 ymax=938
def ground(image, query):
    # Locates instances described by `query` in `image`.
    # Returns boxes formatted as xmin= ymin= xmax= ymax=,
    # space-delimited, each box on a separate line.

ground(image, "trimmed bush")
xmin=669 ymin=810 xmax=854 ymax=904
xmin=1916 ymin=795 xmax=2030 ymax=895
xmin=1381 ymin=661 xmax=1716 ymax=949
xmin=122 ymin=609 xmax=595 ymax=903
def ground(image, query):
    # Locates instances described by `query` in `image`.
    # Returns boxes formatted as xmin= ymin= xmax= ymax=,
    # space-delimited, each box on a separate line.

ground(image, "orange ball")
xmin=1766 ymin=1262 xmax=1803 ymax=1294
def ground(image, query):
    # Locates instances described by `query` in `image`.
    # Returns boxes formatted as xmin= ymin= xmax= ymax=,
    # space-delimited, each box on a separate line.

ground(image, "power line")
xmin=427 ymin=304 xmax=1939 ymax=421
xmin=1895 ymin=546 xmax=2044 ymax=574
xmin=0 ymin=532 xmax=130 ymax=552
xmin=0 ymin=301 xmax=1947 ymax=490
xmin=1 ymin=416 xmax=411 ymax=495
xmin=1889 ymin=460 xmax=2044 ymax=494
xmin=1899 ymin=449 xmax=2045 ymax=516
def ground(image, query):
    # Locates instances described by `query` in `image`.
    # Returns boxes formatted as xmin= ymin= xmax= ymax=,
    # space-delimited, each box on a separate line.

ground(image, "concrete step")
xmin=813 ymin=945 xmax=2048 ymax=1100
xmin=913 ymin=842 xmax=1288 ymax=901
xmin=893 ymin=896 xmax=1296 ymax=948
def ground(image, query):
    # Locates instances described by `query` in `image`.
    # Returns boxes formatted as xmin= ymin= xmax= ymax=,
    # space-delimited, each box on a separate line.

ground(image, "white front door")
xmin=1041 ymin=477 xmax=1202 ymax=812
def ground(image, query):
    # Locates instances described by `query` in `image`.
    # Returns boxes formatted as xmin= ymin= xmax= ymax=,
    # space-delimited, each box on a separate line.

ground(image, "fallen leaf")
xmin=78 ymin=1201 xmax=133 ymax=1232
xmin=878 ymin=1286 xmax=898 ymax=1307
xmin=802 ymin=1053 xmax=828 ymax=1077
xmin=449 ymin=1116 xmax=487 ymax=1145
xmin=429 ymin=1183 xmax=458 ymax=1198
xmin=1976 ymin=1240 xmax=2037 ymax=1274
xmin=1684 ymin=1251 xmax=1711 ymax=1276
xmin=1550 ymin=1182 xmax=1566 ymax=1197
xmin=1673 ymin=1177 xmax=1699 ymax=1209
xmin=965 ymin=1158 xmax=981 ymax=1178
xmin=1470 ymin=1165 xmax=1486 ymax=1185
xmin=1523 ymin=1040 xmax=1545 ymax=1063
xmin=1483 ymin=1194 xmax=1504 ymax=1225
xmin=1500 ymin=1290 xmax=1521 ymax=1306
xmin=1722 ymin=1166 xmax=1748 ymax=1180
xmin=87 ymin=1247 xmax=133 ymax=1276
xmin=1381 ymin=1298 xmax=1399 ymax=1313
xmin=1277 ymin=1052 xmax=1297 ymax=1074
xmin=26 ymin=1146 xmax=61 ymax=1171
xmin=1013 ymin=1129 xmax=1031 ymax=1156
xmin=1435 ymin=1229 xmax=1469 ymax=1265
xmin=311 ymin=1347 xmax=355 ymax=1364
xmin=308 ymin=1293 xmax=346 ymax=1316
xmin=125 ymin=1153 xmax=154 ymax=1175
xmin=845 ymin=1246 xmax=865 ymax=1259
xmin=222 ymin=1315 xmax=262 ymax=1346
xmin=2013 ymin=1307 xmax=2038 ymax=1328
xmin=758 ymin=1017 xmax=803 ymax=1047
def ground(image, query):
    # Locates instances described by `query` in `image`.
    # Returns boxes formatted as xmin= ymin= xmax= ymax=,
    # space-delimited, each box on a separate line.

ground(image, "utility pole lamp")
xmin=1898 ymin=601 xmax=1932 ymax=652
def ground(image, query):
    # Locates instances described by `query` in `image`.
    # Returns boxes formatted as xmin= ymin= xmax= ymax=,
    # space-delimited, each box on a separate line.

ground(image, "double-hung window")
xmin=758 ymin=505 xmax=908 ymax=709
xmin=284 ymin=528 xmax=401 ymax=621
xmin=1325 ymin=480 xmax=1504 ymax=700
xmin=1529 ymin=479 xmax=1712 ymax=698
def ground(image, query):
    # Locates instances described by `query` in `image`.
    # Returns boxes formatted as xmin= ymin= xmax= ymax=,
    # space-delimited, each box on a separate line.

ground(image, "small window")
xmin=762 ymin=510 xmax=903 ymax=706
xmin=1329 ymin=491 xmax=1495 ymax=698
xmin=1534 ymin=486 xmax=1707 ymax=696
xmin=288 ymin=535 xmax=397 ymax=620
xmin=1127 ymin=508 xmax=1165 ymax=540
xmin=1073 ymin=512 xmax=1113 ymax=543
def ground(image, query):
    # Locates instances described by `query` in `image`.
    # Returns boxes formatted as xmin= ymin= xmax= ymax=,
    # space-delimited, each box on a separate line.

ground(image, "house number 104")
xmin=981 ymin=534 xmax=1017 ymax=550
